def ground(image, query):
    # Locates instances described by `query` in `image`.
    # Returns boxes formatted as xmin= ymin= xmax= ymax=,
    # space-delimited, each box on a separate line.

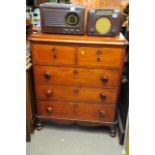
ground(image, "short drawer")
xmin=77 ymin=46 xmax=123 ymax=68
xmin=34 ymin=66 xmax=120 ymax=87
xmin=35 ymin=84 xmax=118 ymax=104
xmin=32 ymin=44 xmax=75 ymax=65
xmin=38 ymin=101 xmax=116 ymax=122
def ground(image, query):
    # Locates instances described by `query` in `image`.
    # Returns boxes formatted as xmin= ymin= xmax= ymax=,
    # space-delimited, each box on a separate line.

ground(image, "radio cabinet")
xmin=87 ymin=9 xmax=121 ymax=36
xmin=40 ymin=3 xmax=85 ymax=35
xmin=30 ymin=33 xmax=127 ymax=137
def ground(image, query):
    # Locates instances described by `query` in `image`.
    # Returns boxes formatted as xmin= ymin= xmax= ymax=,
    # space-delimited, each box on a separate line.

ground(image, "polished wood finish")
xmin=30 ymin=32 xmax=127 ymax=136
xmin=26 ymin=70 xmax=33 ymax=131
xmin=26 ymin=63 xmax=36 ymax=141
xmin=38 ymin=101 xmax=116 ymax=123
xmin=35 ymin=84 xmax=118 ymax=103
xmin=77 ymin=47 xmax=123 ymax=68
xmin=30 ymin=33 xmax=128 ymax=45
xmin=34 ymin=66 xmax=120 ymax=87
xmin=32 ymin=44 xmax=75 ymax=65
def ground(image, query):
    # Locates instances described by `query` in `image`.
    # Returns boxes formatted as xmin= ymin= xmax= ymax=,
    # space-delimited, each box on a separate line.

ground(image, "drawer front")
xmin=78 ymin=47 xmax=123 ymax=68
xmin=35 ymin=84 xmax=118 ymax=103
xmin=38 ymin=101 xmax=116 ymax=122
xmin=32 ymin=44 xmax=75 ymax=65
xmin=34 ymin=66 xmax=120 ymax=87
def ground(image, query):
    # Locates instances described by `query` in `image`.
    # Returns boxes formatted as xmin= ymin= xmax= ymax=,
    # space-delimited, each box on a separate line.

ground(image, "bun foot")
xmin=36 ymin=121 xmax=43 ymax=131
xmin=110 ymin=130 xmax=116 ymax=137
xmin=109 ymin=125 xmax=116 ymax=137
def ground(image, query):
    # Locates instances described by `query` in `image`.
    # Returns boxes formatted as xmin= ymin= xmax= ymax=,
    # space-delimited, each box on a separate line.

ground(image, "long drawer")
xmin=38 ymin=101 xmax=116 ymax=123
xmin=32 ymin=44 xmax=75 ymax=65
xmin=35 ymin=84 xmax=118 ymax=104
xmin=34 ymin=66 xmax=120 ymax=87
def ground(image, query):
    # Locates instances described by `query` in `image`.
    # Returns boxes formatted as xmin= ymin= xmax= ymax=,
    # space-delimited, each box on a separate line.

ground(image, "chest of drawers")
xmin=30 ymin=33 xmax=127 ymax=137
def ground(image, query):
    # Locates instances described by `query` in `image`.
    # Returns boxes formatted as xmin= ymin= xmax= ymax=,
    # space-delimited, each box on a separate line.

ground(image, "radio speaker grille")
xmin=95 ymin=17 xmax=112 ymax=34
xmin=44 ymin=11 xmax=65 ymax=27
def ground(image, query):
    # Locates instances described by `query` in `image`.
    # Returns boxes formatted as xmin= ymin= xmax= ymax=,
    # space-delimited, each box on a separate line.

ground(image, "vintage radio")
xmin=40 ymin=3 xmax=85 ymax=34
xmin=87 ymin=9 xmax=121 ymax=36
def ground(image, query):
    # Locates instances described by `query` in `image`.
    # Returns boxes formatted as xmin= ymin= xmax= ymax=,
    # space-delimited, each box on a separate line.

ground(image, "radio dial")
xmin=66 ymin=13 xmax=79 ymax=26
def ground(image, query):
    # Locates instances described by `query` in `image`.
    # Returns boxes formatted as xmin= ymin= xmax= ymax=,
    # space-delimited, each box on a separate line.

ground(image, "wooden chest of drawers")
xmin=30 ymin=33 xmax=127 ymax=137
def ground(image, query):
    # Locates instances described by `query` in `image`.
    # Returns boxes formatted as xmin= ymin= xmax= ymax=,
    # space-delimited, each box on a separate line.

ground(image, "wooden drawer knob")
xmin=45 ymin=89 xmax=53 ymax=97
xmin=100 ymin=93 xmax=107 ymax=100
xmin=46 ymin=107 xmax=52 ymax=113
xmin=99 ymin=110 xmax=105 ymax=118
xmin=44 ymin=72 xmax=51 ymax=79
xmin=101 ymin=76 xmax=108 ymax=83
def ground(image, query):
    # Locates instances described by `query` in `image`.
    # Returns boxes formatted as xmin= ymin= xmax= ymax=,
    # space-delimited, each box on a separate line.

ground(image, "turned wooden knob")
xmin=46 ymin=107 xmax=52 ymax=113
xmin=101 ymin=76 xmax=108 ymax=83
xmin=100 ymin=93 xmax=107 ymax=100
xmin=99 ymin=110 xmax=105 ymax=118
xmin=45 ymin=89 xmax=53 ymax=97
xmin=44 ymin=72 xmax=51 ymax=79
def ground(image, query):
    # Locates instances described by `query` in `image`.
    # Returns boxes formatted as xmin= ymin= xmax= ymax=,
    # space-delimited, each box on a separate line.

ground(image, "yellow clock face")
xmin=95 ymin=17 xmax=112 ymax=34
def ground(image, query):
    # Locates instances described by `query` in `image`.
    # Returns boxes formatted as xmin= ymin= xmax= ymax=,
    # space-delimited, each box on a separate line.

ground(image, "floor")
xmin=27 ymin=122 xmax=122 ymax=155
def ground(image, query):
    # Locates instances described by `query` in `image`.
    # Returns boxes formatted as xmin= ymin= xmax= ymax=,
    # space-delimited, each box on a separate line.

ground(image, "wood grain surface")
xmin=30 ymin=33 xmax=127 ymax=132
xmin=35 ymin=84 xmax=118 ymax=104
xmin=38 ymin=101 xmax=116 ymax=122
xmin=33 ymin=65 xmax=120 ymax=87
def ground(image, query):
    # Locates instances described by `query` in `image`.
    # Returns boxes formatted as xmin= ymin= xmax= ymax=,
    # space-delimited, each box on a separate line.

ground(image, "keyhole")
xmin=97 ymin=57 xmax=101 ymax=62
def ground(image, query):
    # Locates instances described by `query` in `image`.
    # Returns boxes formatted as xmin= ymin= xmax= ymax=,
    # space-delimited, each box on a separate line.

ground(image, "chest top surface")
xmin=30 ymin=32 xmax=128 ymax=46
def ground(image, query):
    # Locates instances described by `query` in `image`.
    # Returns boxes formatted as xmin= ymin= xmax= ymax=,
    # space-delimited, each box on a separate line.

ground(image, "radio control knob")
xmin=76 ymin=29 xmax=80 ymax=33
xmin=70 ymin=29 xmax=74 ymax=32
xmin=111 ymin=29 xmax=116 ymax=35
xmin=90 ymin=28 xmax=95 ymax=33
xmin=64 ymin=29 xmax=69 ymax=32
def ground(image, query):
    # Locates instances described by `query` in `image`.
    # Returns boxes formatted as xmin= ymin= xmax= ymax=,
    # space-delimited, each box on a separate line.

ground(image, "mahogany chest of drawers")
xmin=30 ymin=33 xmax=127 ymax=137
